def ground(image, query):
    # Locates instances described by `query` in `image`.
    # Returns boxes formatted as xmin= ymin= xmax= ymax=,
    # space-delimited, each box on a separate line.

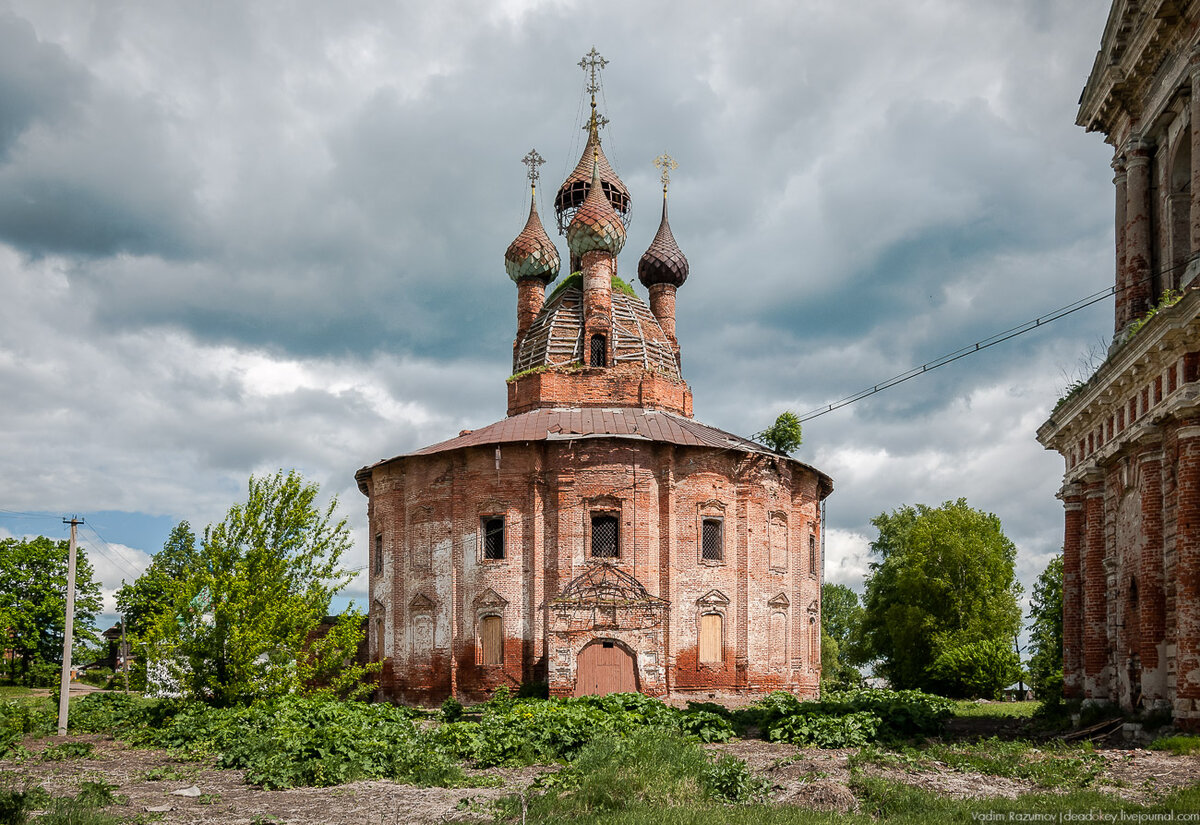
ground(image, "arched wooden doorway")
xmin=574 ymin=639 xmax=638 ymax=696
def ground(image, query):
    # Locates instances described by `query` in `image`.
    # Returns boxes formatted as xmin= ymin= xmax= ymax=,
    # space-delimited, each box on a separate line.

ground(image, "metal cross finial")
xmin=654 ymin=153 xmax=678 ymax=192
xmin=582 ymin=113 xmax=609 ymax=134
xmin=578 ymin=47 xmax=608 ymax=96
xmin=521 ymin=148 xmax=546 ymax=185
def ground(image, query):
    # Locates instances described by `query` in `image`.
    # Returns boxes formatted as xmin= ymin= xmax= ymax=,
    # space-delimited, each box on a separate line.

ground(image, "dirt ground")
xmin=3 ymin=731 xmax=1199 ymax=824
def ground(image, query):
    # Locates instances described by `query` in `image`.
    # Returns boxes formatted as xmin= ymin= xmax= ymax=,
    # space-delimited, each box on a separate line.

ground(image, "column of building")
xmin=1083 ymin=472 xmax=1111 ymax=699
xmin=1123 ymin=139 xmax=1154 ymax=333
xmin=1062 ymin=484 xmax=1085 ymax=699
xmin=1113 ymin=157 xmax=1129 ymax=335
xmin=1190 ymin=53 xmax=1200 ymax=283
xmin=1176 ymin=424 xmax=1200 ymax=730
xmin=1138 ymin=443 xmax=1168 ymax=706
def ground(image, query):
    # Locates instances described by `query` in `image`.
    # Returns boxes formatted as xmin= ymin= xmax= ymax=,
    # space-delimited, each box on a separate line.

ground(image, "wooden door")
xmin=574 ymin=640 xmax=638 ymax=696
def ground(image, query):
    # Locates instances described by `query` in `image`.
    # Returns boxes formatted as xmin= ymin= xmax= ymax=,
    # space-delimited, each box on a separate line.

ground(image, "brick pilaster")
xmin=1113 ymin=156 xmax=1129 ymax=335
xmin=1175 ymin=424 xmax=1200 ymax=729
xmin=1062 ymin=484 xmax=1085 ymax=699
xmin=1083 ymin=474 xmax=1110 ymax=699
xmin=1123 ymin=138 xmax=1154 ymax=330
xmin=1139 ymin=446 xmax=1168 ymax=703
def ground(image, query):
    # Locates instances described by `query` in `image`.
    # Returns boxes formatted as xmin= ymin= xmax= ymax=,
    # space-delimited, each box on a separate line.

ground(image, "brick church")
xmin=356 ymin=53 xmax=833 ymax=703
xmin=1037 ymin=2 xmax=1200 ymax=729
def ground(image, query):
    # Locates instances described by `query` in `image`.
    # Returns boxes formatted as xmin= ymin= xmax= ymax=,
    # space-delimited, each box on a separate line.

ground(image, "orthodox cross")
xmin=579 ymin=47 xmax=610 ymax=137
xmin=521 ymin=148 xmax=545 ymax=189
xmin=654 ymin=153 xmax=678 ymax=193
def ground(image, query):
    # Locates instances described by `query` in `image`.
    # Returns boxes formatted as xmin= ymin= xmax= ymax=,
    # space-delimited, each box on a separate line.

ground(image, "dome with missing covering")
xmin=566 ymin=158 xmax=627 ymax=257
xmin=637 ymin=197 xmax=688 ymax=288
xmin=513 ymin=280 xmax=681 ymax=380
xmin=554 ymin=130 xmax=631 ymax=234
xmin=505 ymin=191 xmax=561 ymax=283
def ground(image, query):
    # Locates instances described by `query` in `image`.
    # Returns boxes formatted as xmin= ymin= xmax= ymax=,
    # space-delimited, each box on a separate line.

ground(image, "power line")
xmin=797 ymin=259 xmax=1184 ymax=424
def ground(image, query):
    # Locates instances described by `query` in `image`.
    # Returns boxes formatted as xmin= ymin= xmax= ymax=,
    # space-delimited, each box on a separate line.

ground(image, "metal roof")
xmin=357 ymin=407 xmax=833 ymax=494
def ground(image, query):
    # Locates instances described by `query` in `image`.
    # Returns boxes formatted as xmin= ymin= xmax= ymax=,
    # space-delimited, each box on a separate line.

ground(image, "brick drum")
xmin=1038 ymin=1 xmax=1200 ymax=729
xmin=356 ymin=95 xmax=833 ymax=703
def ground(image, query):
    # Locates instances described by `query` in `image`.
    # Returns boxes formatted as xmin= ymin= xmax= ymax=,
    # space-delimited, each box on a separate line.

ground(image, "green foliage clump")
xmin=40 ymin=741 xmax=94 ymax=761
xmin=0 ymin=536 xmax=104 ymax=685
xmin=140 ymin=471 xmax=357 ymax=706
xmin=921 ymin=738 xmax=1101 ymax=788
xmin=1148 ymin=734 xmax=1200 ymax=755
xmin=857 ymin=499 xmax=1023 ymax=696
xmin=1125 ymin=288 xmax=1184 ymax=342
xmin=0 ymin=698 xmax=54 ymax=753
xmin=749 ymin=688 xmax=953 ymax=747
xmin=927 ymin=638 xmax=1021 ymax=700
xmin=1028 ymin=554 xmax=1064 ymax=711
xmin=821 ymin=583 xmax=864 ymax=688
xmin=754 ymin=412 xmax=803 ymax=454
xmin=546 ymin=271 xmax=639 ymax=304
xmin=295 ymin=608 xmax=381 ymax=701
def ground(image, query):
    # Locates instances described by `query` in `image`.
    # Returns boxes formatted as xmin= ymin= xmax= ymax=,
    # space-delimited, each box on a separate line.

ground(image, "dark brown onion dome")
xmin=554 ymin=130 xmax=631 ymax=234
xmin=505 ymin=189 xmax=561 ymax=283
xmin=637 ymin=197 xmax=688 ymax=288
xmin=566 ymin=156 xmax=626 ymax=257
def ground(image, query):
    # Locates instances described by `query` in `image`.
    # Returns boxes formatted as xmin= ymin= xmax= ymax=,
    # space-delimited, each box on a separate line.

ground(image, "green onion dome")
xmin=566 ymin=156 xmax=627 ymax=257
xmin=505 ymin=189 xmax=561 ymax=283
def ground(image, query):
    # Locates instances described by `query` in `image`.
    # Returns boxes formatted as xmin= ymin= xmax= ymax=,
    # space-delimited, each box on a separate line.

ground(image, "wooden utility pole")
xmin=57 ymin=516 xmax=82 ymax=736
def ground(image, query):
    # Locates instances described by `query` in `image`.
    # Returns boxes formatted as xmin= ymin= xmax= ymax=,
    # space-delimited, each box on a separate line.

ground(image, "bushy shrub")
xmin=752 ymin=688 xmax=953 ymax=747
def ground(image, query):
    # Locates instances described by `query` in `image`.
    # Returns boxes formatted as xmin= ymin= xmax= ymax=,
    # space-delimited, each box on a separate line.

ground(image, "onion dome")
xmin=554 ymin=129 xmax=631 ymax=234
xmin=505 ymin=188 xmax=561 ymax=283
xmin=637 ymin=196 xmax=689 ymax=288
xmin=566 ymin=154 xmax=627 ymax=257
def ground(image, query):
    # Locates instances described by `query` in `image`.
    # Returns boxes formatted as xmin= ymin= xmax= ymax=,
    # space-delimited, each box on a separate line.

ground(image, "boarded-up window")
xmin=699 ymin=613 xmax=723 ymax=664
xmin=769 ymin=515 xmax=787 ymax=571
xmin=809 ymin=534 xmax=817 ymax=576
xmin=769 ymin=612 xmax=786 ymax=670
xmin=482 ymin=517 xmax=505 ymax=560
xmin=374 ymin=533 xmax=383 ymax=574
xmin=701 ymin=519 xmax=723 ymax=561
xmin=374 ymin=617 xmax=384 ymax=662
xmin=808 ymin=616 xmax=819 ymax=664
xmin=591 ymin=514 xmax=619 ymax=558
xmin=413 ymin=518 xmax=432 ymax=569
xmin=411 ymin=614 xmax=433 ymax=666
xmin=480 ymin=615 xmax=503 ymax=666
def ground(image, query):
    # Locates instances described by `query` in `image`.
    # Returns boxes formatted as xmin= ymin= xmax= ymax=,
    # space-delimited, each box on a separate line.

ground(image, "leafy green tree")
xmin=820 ymin=583 xmax=863 ymax=687
xmin=116 ymin=521 xmax=197 ymax=639
xmin=296 ymin=607 xmax=380 ymax=701
xmin=0 ymin=536 xmax=103 ymax=685
xmin=754 ymin=411 xmax=803 ymax=454
xmin=143 ymin=470 xmax=355 ymax=705
xmin=857 ymin=499 xmax=1023 ymax=696
xmin=1027 ymin=554 xmax=1064 ymax=702
xmin=928 ymin=638 xmax=1021 ymax=699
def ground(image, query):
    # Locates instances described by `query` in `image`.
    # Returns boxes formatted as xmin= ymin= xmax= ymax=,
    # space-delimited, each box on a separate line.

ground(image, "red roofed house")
xmin=356 ymin=62 xmax=833 ymax=702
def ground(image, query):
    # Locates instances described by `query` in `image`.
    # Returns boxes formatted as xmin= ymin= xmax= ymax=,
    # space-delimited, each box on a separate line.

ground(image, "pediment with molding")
xmin=697 ymin=589 xmax=730 ymax=607
xmin=768 ymin=593 xmax=790 ymax=609
xmin=474 ymin=587 xmax=509 ymax=608
xmin=410 ymin=593 xmax=436 ymax=611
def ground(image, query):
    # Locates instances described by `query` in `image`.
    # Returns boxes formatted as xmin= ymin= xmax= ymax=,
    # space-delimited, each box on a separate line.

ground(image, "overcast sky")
xmin=0 ymin=0 xmax=1116 ymax=639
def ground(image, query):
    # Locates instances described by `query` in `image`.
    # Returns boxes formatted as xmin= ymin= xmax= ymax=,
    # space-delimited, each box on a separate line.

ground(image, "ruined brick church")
xmin=1037 ymin=2 xmax=1200 ymax=729
xmin=356 ymin=53 xmax=833 ymax=703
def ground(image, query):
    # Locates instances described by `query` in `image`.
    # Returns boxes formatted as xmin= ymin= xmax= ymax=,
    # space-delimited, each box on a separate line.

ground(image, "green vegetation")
xmin=950 ymin=699 xmax=1038 ymax=718
xmin=856 ymin=499 xmax=1023 ymax=698
xmin=507 ymin=361 xmax=584 ymax=383
xmin=1148 ymin=734 xmax=1200 ymax=755
xmin=820 ymin=584 xmax=864 ymax=689
xmin=1125 ymin=288 xmax=1184 ymax=341
xmin=852 ymin=738 xmax=1102 ymax=789
xmin=0 ymin=536 xmax=103 ymax=686
xmin=1027 ymin=554 xmax=1064 ymax=710
xmin=138 ymin=471 xmax=374 ymax=705
xmin=546 ymin=271 xmax=639 ymax=303
xmin=754 ymin=411 xmax=803 ymax=454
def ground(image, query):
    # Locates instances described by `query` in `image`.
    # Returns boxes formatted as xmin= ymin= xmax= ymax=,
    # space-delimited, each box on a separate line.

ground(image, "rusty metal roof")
xmin=358 ymin=408 xmax=833 ymax=493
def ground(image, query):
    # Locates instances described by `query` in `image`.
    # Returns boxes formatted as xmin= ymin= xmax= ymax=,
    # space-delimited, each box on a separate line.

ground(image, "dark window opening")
xmin=602 ymin=641 xmax=614 ymax=649
xmin=809 ymin=534 xmax=817 ymax=575
xmin=589 ymin=334 xmax=607 ymax=367
xmin=591 ymin=514 xmax=619 ymax=558
xmin=483 ymin=517 xmax=505 ymax=560
xmin=702 ymin=519 xmax=723 ymax=561
xmin=374 ymin=533 xmax=383 ymax=574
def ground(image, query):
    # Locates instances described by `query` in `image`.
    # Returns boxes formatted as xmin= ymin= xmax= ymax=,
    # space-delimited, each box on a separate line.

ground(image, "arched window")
xmin=480 ymin=615 xmax=503 ymax=666
xmin=699 ymin=613 xmax=723 ymax=664
xmin=589 ymin=334 xmax=607 ymax=367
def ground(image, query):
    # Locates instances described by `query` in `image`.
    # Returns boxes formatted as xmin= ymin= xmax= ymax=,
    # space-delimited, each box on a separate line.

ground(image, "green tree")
xmin=297 ymin=607 xmax=380 ymax=701
xmin=1027 ymin=554 xmax=1064 ymax=702
xmin=754 ymin=411 xmax=803 ymax=454
xmin=0 ymin=536 xmax=103 ymax=685
xmin=820 ymin=583 xmax=863 ymax=687
xmin=857 ymin=499 xmax=1023 ymax=696
xmin=116 ymin=521 xmax=197 ymax=639
xmin=143 ymin=470 xmax=355 ymax=705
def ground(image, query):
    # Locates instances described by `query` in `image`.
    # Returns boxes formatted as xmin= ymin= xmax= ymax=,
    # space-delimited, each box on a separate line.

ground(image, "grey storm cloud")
xmin=0 ymin=0 xmax=1117 ymax=623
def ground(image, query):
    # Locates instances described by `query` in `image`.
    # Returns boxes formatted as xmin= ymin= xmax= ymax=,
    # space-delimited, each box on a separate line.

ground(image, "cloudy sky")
xmin=0 ymin=0 xmax=1116 ymax=637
